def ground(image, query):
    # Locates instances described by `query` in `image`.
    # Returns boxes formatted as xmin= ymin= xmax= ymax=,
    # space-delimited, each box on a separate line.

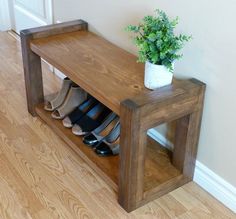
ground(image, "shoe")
xmin=51 ymin=85 xmax=87 ymax=120
xmin=62 ymin=97 xmax=98 ymax=128
xmin=83 ymin=113 xmax=118 ymax=147
xmin=95 ymin=138 xmax=120 ymax=156
xmin=94 ymin=121 xmax=120 ymax=156
xmin=72 ymin=104 xmax=111 ymax=136
xmin=44 ymin=77 xmax=72 ymax=111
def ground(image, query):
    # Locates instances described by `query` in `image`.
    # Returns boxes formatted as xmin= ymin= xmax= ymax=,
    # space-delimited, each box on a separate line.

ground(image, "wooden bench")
xmin=20 ymin=20 xmax=205 ymax=212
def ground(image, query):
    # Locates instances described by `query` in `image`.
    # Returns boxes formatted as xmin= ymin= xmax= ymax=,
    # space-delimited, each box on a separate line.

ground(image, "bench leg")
xmin=21 ymin=33 xmax=44 ymax=116
xmin=173 ymin=88 xmax=205 ymax=179
xmin=118 ymin=100 xmax=146 ymax=212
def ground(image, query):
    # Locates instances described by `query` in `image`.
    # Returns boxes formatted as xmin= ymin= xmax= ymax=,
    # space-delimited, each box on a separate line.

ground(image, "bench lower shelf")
xmin=35 ymin=103 xmax=182 ymax=194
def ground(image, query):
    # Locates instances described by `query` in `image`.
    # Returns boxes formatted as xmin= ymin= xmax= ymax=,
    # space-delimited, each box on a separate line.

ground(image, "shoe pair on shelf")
xmin=83 ymin=113 xmax=120 ymax=156
xmin=44 ymin=77 xmax=120 ymax=156
xmin=62 ymin=97 xmax=111 ymax=135
xmin=63 ymin=98 xmax=120 ymax=156
xmin=44 ymin=77 xmax=87 ymax=119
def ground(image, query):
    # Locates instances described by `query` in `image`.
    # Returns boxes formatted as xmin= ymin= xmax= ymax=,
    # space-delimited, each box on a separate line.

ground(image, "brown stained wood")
xmin=127 ymin=79 xmax=197 ymax=107
xmin=129 ymin=79 xmax=204 ymax=130
xmin=118 ymin=100 xmax=144 ymax=211
xmin=20 ymin=19 xmax=88 ymax=39
xmin=21 ymin=21 xmax=206 ymax=212
xmin=182 ymin=112 xmax=200 ymax=179
xmin=20 ymin=20 xmax=88 ymax=116
xmin=117 ymin=78 xmax=205 ymax=211
xmin=144 ymin=137 xmax=181 ymax=192
xmin=20 ymin=33 xmax=44 ymax=116
xmin=173 ymin=115 xmax=190 ymax=171
xmin=30 ymin=31 xmax=148 ymax=115
xmin=140 ymin=94 xmax=199 ymax=131
xmin=183 ymin=110 xmax=205 ymax=180
xmin=174 ymin=82 xmax=206 ymax=178
xmin=118 ymin=99 xmax=182 ymax=212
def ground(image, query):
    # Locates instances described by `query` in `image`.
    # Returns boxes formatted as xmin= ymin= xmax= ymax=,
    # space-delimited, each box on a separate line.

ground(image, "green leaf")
xmin=147 ymin=33 xmax=157 ymax=42
xmin=125 ymin=25 xmax=140 ymax=33
xmin=149 ymin=43 xmax=156 ymax=52
xmin=151 ymin=54 xmax=158 ymax=64
xmin=125 ymin=8 xmax=192 ymax=69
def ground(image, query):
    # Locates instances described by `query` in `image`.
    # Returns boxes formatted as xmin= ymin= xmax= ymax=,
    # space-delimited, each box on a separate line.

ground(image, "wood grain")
xmin=30 ymin=30 xmax=148 ymax=115
xmin=0 ymin=31 xmax=235 ymax=218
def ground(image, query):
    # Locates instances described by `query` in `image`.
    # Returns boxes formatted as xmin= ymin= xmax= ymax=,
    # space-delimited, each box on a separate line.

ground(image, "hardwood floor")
xmin=0 ymin=31 xmax=235 ymax=218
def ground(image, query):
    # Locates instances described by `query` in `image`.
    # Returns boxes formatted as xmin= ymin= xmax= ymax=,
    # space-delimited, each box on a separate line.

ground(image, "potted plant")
xmin=126 ymin=9 xmax=191 ymax=89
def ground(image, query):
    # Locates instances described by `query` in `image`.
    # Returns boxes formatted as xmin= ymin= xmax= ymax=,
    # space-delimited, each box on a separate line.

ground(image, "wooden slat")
xmin=20 ymin=19 xmax=88 ymax=39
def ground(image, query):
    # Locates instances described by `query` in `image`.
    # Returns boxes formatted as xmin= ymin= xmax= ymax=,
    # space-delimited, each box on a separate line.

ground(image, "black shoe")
xmin=83 ymin=113 xmax=118 ymax=147
xmin=72 ymin=104 xmax=111 ymax=136
xmin=94 ymin=139 xmax=120 ymax=156
xmin=94 ymin=122 xmax=120 ymax=156
xmin=83 ymin=133 xmax=98 ymax=146
xmin=62 ymin=97 xmax=98 ymax=128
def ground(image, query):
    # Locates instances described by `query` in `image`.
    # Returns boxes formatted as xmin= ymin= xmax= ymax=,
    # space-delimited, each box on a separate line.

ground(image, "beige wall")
xmin=54 ymin=0 xmax=236 ymax=186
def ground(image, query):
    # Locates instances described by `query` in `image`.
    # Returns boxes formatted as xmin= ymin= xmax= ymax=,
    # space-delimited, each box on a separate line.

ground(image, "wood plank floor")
xmin=0 ymin=31 xmax=235 ymax=219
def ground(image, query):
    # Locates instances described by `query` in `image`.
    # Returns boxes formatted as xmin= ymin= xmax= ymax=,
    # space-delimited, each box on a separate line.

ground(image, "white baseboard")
xmin=194 ymin=161 xmax=236 ymax=213
xmin=148 ymin=128 xmax=236 ymax=213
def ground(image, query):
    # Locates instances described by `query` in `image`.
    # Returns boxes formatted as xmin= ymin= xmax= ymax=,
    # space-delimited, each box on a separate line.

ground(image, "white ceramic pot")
xmin=144 ymin=61 xmax=173 ymax=90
